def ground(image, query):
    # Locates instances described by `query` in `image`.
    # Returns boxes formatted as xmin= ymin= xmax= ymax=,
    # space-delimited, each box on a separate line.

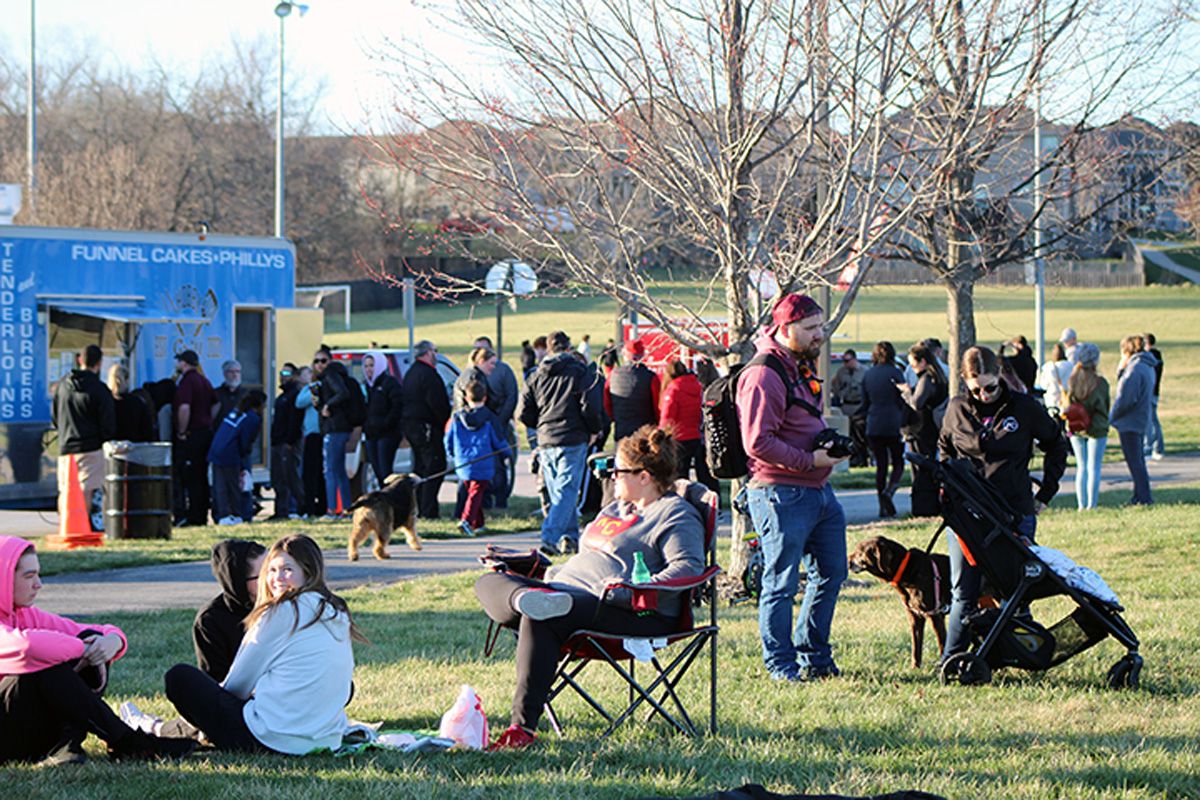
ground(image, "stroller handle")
xmin=905 ymin=452 xmax=937 ymax=469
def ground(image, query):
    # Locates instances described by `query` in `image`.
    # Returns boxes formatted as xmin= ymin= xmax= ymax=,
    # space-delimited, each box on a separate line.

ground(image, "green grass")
xmin=31 ymin=496 xmax=541 ymax=577
xmin=4 ymin=487 xmax=1198 ymax=798
xmin=326 ymin=285 xmax=1200 ymax=457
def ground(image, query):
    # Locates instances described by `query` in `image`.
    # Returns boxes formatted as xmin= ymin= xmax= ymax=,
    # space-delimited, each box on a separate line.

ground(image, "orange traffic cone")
xmin=45 ymin=454 xmax=104 ymax=550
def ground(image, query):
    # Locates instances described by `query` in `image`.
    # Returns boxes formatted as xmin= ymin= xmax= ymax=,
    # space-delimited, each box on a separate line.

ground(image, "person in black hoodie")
xmin=518 ymin=331 xmax=603 ymax=555
xmin=192 ymin=539 xmax=267 ymax=681
xmin=107 ymin=364 xmax=155 ymax=443
xmin=899 ymin=342 xmax=949 ymax=517
xmin=268 ymin=365 xmax=305 ymax=520
xmin=51 ymin=345 xmax=116 ymax=530
xmin=937 ymin=345 xmax=1068 ymax=662
xmin=401 ymin=340 xmax=452 ymax=518
xmin=363 ymin=351 xmax=404 ymax=486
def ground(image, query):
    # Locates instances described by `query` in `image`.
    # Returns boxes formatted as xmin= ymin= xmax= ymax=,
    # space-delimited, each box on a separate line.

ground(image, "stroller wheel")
xmin=1106 ymin=654 xmax=1143 ymax=690
xmin=940 ymin=653 xmax=992 ymax=686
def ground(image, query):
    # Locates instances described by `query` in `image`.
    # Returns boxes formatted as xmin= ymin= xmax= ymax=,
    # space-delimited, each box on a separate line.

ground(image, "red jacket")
xmin=659 ymin=373 xmax=703 ymax=442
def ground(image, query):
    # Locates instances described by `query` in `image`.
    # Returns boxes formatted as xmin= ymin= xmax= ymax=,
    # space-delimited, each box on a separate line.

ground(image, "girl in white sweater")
xmin=164 ymin=534 xmax=361 ymax=754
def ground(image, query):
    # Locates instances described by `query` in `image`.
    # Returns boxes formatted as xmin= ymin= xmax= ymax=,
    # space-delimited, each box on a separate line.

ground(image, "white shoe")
xmin=1150 ymin=452 xmax=1164 ymax=461
xmin=515 ymin=589 xmax=573 ymax=621
xmin=118 ymin=701 xmax=162 ymax=735
xmin=288 ymin=513 xmax=302 ymax=520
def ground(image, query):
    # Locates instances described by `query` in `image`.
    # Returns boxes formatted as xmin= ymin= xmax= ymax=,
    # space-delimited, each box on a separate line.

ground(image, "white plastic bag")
xmin=437 ymin=684 xmax=489 ymax=750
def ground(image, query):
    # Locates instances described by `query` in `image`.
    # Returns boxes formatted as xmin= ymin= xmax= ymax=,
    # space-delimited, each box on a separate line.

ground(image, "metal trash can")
xmin=104 ymin=441 xmax=173 ymax=539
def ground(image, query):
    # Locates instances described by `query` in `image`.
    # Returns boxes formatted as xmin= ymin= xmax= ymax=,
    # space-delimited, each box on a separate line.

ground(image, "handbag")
xmin=1062 ymin=401 xmax=1092 ymax=434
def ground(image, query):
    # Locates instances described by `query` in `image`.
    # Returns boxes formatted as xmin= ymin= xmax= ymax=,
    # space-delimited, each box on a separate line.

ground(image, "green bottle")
xmin=632 ymin=551 xmax=651 ymax=584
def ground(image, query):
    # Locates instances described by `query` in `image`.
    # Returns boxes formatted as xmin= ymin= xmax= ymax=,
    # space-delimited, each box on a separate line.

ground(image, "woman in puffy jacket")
xmin=1064 ymin=343 xmax=1109 ymax=510
xmin=658 ymin=360 xmax=710 ymax=487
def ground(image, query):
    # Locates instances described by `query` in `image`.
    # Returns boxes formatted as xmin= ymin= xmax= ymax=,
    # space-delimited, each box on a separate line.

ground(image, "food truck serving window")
xmin=47 ymin=310 xmax=128 ymax=389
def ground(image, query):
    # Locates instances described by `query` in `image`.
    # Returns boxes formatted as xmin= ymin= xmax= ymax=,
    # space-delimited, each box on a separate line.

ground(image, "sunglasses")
xmin=313 ymin=357 xmax=329 ymax=364
xmin=969 ymin=380 xmax=1001 ymax=398
xmin=611 ymin=467 xmax=645 ymax=476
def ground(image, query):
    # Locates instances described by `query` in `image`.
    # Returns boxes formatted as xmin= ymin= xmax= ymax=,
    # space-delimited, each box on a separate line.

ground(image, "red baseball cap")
xmin=624 ymin=338 xmax=646 ymax=359
xmin=770 ymin=293 xmax=822 ymax=330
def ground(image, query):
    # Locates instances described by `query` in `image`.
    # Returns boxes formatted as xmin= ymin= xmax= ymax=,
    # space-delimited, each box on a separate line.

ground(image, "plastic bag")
xmin=437 ymin=684 xmax=489 ymax=750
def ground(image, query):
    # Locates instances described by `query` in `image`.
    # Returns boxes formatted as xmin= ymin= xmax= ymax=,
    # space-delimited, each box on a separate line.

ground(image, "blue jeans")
xmin=1070 ymin=435 xmax=1106 ymax=510
xmin=1119 ymin=430 xmax=1153 ymax=505
xmin=1143 ymin=396 xmax=1164 ymax=457
xmin=366 ymin=435 xmax=400 ymax=486
xmin=323 ymin=432 xmax=352 ymax=513
xmin=943 ymin=513 xmax=1037 ymax=659
xmin=539 ymin=442 xmax=588 ymax=548
xmin=746 ymin=482 xmax=847 ymax=675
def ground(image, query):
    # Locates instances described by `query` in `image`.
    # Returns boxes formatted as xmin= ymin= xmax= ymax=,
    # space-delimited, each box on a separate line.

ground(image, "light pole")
xmin=273 ymin=2 xmax=307 ymax=238
xmin=27 ymin=0 xmax=37 ymax=216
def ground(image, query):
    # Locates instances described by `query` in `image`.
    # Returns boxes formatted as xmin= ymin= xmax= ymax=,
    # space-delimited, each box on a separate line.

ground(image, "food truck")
xmin=0 ymin=225 xmax=323 ymax=508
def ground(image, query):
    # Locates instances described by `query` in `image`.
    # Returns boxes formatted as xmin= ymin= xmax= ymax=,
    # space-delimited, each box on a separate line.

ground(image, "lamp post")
xmin=273 ymin=2 xmax=307 ymax=238
xmin=27 ymin=0 xmax=37 ymax=216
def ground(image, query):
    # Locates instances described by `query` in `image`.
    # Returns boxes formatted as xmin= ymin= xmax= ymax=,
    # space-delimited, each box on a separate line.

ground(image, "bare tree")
xmin=366 ymin=0 xmax=950 ymax=356
xmin=881 ymin=0 xmax=1200 ymax=387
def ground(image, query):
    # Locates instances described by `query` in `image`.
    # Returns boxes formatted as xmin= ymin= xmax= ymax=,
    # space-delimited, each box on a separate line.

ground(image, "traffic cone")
xmin=45 ymin=454 xmax=104 ymax=550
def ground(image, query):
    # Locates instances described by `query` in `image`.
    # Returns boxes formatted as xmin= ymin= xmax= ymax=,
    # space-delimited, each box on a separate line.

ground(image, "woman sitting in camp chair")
xmin=476 ymin=425 xmax=705 ymax=750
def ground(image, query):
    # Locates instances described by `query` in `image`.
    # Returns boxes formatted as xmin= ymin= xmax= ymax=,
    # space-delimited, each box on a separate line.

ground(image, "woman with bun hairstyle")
xmin=0 ymin=536 xmax=194 ymax=764
xmin=164 ymin=534 xmax=361 ymax=754
xmin=937 ymin=346 xmax=1068 ymax=662
xmin=476 ymin=425 xmax=706 ymax=749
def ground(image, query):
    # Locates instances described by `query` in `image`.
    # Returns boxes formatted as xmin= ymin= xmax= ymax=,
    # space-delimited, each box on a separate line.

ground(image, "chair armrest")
xmin=605 ymin=566 xmax=722 ymax=612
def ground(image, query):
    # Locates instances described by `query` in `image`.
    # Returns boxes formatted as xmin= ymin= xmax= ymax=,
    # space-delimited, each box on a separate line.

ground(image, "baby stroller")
xmin=908 ymin=453 xmax=1142 ymax=689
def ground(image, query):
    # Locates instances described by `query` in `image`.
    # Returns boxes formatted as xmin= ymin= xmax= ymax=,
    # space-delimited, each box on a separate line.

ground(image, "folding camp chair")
xmin=542 ymin=483 xmax=721 ymax=738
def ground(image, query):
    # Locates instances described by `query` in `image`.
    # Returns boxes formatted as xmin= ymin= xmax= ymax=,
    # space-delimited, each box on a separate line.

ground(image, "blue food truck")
xmin=0 ymin=226 xmax=322 ymax=508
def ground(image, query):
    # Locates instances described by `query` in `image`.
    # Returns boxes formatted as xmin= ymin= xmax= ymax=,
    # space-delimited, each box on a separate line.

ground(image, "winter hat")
xmin=770 ymin=293 xmax=822 ymax=331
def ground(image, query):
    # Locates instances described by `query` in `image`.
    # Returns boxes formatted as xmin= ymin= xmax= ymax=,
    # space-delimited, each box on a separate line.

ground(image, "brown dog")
xmin=348 ymin=473 xmax=421 ymax=561
xmin=849 ymin=535 xmax=950 ymax=668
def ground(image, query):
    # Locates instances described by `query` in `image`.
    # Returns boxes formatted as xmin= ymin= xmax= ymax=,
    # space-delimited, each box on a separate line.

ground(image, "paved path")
xmin=25 ymin=451 xmax=1200 ymax=616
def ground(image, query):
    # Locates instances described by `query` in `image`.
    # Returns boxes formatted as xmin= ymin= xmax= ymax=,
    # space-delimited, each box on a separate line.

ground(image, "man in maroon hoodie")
xmin=737 ymin=293 xmax=849 ymax=682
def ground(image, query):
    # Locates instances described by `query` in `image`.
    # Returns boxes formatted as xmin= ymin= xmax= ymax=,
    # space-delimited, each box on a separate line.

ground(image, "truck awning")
xmin=45 ymin=303 xmax=209 ymax=325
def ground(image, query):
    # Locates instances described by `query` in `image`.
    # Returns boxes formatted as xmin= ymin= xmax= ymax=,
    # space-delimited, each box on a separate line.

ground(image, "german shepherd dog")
xmin=348 ymin=473 xmax=421 ymax=561
xmin=849 ymin=535 xmax=951 ymax=668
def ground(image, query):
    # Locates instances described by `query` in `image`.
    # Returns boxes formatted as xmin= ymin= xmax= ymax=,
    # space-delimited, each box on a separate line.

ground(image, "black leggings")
xmin=868 ymin=435 xmax=905 ymax=494
xmin=474 ymin=571 xmax=678 ymax=731
xmin=164 ymin=664 xmax=268 ymax=753
xmin=0 ymin=663 xmax=135 ymax=763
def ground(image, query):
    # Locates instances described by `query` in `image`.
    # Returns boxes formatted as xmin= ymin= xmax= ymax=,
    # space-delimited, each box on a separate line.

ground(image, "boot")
xmin=108 ymin=730 xmax=196 ymax=762
xmin=878 ymin=492 xmax=896 ymax=519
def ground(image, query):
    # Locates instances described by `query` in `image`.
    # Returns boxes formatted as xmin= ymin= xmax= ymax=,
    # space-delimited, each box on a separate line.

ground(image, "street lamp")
xmin=27 ymin=0 xmax=37 ymax=216
xmin=273 ymin=1 xmax=308 ymax=238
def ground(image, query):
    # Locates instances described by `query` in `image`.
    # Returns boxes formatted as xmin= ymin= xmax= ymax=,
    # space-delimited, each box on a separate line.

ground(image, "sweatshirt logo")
xmin=999 ymin=416 xmax=1019 ymax=434
xmin=581 ymin=514 xmax=639 ymax=553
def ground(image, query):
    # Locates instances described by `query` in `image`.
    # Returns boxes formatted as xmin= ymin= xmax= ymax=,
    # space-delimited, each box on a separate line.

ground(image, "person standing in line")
xmin=268 ymin=364 xmax=305 ymax=521
xmin=1142 ymin=333 xmax=1165 ymax=461
xmin=107 ymin=363 xmax=154 ymax=443
xmin=52 ymin=345 xmax=116 ymax=531
xmin=173 ymin=350 xmax=217 ymax=527
xmin=362 ymin=351 xmax=404 ymax=486
xmin=212 ymin=361 xmax=247 ymax=435
xmin=518 ymin=331 xmax=603 ymax=556
xmin=294 ymin=365 xmax=326 ymax=518
xmin=1065 ymin=344 xmax=1109 ymax=510
xmin=401 ymin=340 xmax=452 ymax=519
xmin=473 ymin=336 xmax=520 ymax=509
xmin=658 ymin=359 xmax=706 ymax=485
xmin=1109 ymin=335 xmax=1157 ymax=506
xmin=208 ymin=391 xmax=265 ymax=525
xmin=603 ymin=338 xmax=661 ymax=445
xmin=860 ymin=341 xmax=906 ymax=519
xmin=1038 ymin=342 xmax=1074 ymax=411
xmin=830 ymin=349 xmax=868 ymax=467
xmin=313 ymin=347 xmax=360 ymax=517
xmin=899 ymin=342 xmax=949 ymax=517
xmin=738 ymin=293 xmax=850 ymax=682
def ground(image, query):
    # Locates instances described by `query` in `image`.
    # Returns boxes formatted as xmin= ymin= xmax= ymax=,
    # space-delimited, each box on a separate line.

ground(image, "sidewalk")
xmin=26 ymin=450 xmax=1200 ymax=617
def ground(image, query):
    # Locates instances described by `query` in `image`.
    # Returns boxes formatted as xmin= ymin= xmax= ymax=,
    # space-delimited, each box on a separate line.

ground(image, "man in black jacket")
xmin=401 ymin=340 xmax=452 ymax=518
xmin=51 ymin=344 xmax=116 ymax=530
xmin=602 ymin=338 xmax=660 ymax=444
xmin=518 ymin=331 xmax=603 ymax=554
xmin=268 ymin=364 xmax=305 ymax=520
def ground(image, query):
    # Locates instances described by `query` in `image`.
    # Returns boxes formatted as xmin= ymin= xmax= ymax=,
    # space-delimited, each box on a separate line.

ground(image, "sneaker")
xmin=119 ymin=701 xmax=163 ymax=735
xmin=558 ymin=536 xmax=578 ymax=555
xmin=802 ymin=663 xmax=842 ymax=681
xmin=490 ymin=724 xmax=536 ymax=750
xmin=218 ymin=515 xmax=241 ymax=526
xmin=288 ymin=513 xmax=302 ymax=520
xmin=108 ymin=731 xmax=196 ymax=762
xmin=769 ymin=669 xmax=806 ymax=683
xmin=458 ymin=520 xmax=477 ymax=537
xmin=538 ymin=543 xmax=560 ymax=557
xmin=515 ymin=588 xmax=573 ymax=621
xmin=37 ymin=734 xmax=88 ymax=767
xmin=1150 ymin=452 xmax=1164 ymax=462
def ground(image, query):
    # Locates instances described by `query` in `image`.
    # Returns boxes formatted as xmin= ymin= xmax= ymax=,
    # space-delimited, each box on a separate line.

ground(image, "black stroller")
xmin=908 ymin=453 xmax=1142 ymax=689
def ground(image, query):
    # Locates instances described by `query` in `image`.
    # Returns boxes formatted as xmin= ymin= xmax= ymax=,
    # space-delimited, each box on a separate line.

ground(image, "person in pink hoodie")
xmin=0 ymin=535 xmax=194 ymax=765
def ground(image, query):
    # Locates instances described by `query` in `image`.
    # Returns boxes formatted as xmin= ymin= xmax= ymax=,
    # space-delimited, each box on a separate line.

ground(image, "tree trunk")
xmin=944 ymin=277 xmax=977 ymax=397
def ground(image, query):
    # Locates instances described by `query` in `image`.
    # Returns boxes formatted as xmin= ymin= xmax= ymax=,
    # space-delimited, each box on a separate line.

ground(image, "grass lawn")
xmin=325 ymin=284 xmax=1200 ymax=457
xmin=4 ymin=487 xmax=1197 ymax=799
xmin=30 ymin=496 xmax=541 ymax=577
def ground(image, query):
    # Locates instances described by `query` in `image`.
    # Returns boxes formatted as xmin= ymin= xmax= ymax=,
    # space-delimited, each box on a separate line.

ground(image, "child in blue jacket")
xmin=208 ymin=391 xmax=266 ymax=524
xmin=444 ymin=380 xmax=510 ymax=535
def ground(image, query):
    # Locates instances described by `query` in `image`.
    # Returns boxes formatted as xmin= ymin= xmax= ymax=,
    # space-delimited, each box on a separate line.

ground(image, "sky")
xmin=0 ymin=0 xmax=476 ymax=134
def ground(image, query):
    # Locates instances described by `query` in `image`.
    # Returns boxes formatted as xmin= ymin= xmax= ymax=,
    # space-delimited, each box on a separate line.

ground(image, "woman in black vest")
xmin=900 ymin=342 xmax=949 ymax=517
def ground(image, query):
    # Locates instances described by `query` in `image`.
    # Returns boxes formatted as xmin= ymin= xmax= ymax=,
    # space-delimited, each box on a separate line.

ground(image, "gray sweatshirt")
xmin=1109 ymin=351 xmax=1158 ymax=435
xmin=548 ymin=490 xmax=706 ymax=617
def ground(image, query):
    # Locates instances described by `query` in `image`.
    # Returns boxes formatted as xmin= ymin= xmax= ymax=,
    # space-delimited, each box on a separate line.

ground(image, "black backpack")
xmin=342 ymin=373 xmax=368 ymax=428
xmin=702 ymin=353 xmax=821 ymax=480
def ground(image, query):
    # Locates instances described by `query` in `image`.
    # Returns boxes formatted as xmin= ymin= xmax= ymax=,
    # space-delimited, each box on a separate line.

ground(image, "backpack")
xmin=702 ymin=353 xmax=821 ymax=480
xmin=342 ymin=373 xmax=368 ymax=428
xmin=1062 ymin=401 xmax=1092 ymax=434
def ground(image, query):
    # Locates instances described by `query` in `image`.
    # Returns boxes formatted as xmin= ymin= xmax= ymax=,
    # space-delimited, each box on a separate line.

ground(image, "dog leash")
xmin=411 ymin=447 xmax=513 ymax=486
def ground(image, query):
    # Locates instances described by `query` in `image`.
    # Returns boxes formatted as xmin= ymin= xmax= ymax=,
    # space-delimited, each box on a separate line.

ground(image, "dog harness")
xmin=892 ymin=547 xmax=949 ymax=616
